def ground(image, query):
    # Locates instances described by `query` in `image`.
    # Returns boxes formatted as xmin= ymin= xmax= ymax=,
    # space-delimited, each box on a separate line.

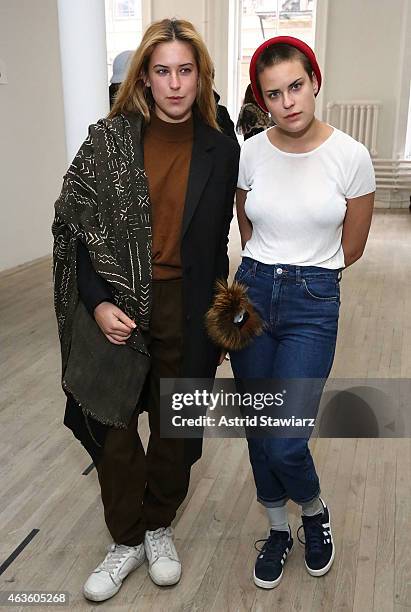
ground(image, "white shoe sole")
xmin=83 ymin=583 xmax=122 ymax=602
xmin=305 ymin=545 xmax=335 ymax=577
xmin=148 ymin=566 xmax=181 ymax=587
xmin=83 ymin=555 xmax=145 ymax=602
xmin=253 ymin=545 xmax=293 ymax=589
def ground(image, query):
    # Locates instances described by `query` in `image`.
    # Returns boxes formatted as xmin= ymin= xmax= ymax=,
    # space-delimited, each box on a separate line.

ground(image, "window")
xmin=114 ymin=0 xmax=138 ymax=19
xmin=236 ymin=0 xmax=317 ymax=123
xmin=105 ymin=0 xmax=142 ymax=83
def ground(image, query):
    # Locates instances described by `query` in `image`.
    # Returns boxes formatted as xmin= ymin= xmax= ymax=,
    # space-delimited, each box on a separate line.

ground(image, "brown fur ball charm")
xmin=205 ymin=279 xmax=265 ymax=351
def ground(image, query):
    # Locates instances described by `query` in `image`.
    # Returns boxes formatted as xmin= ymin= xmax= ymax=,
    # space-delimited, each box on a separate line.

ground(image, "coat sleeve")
xmin=217 ymin=105 xmax=237 ymax=141
xmin=216 ymin=143 xmax=240 ymax=280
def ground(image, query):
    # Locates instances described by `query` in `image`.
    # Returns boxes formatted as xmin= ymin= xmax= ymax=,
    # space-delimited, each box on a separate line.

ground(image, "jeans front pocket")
xmin=302 ymin=277 xmax=340 ymax=302
xmin=235 ymin=262 xmax=253 ymax=283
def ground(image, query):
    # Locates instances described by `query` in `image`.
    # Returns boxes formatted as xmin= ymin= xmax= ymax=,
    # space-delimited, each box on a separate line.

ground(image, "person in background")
xmin=53 ymin=18 xmax=239 ymax=603
xmin=214 ymin=90 xmax=237 ymax=140
xmin=236 ymin=83 xmax=274 ymax=140
xmin=109 ymin=50 xmax=133 ymax=108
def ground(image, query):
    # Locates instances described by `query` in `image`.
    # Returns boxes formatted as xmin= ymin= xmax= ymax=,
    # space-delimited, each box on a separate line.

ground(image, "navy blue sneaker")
xmin=253 ymin=527 xmax=293 ymax=589
xmin=297 ymin=497 xmax=335 ymax=576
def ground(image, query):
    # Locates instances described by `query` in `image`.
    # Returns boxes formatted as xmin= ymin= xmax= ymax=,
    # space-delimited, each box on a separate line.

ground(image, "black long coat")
xmin=178 ymin=116 xmax=240 ymax=465
xmin=180 ymin=116 xmax=239 ymax=374
xmin=67 ymin=112 xmax=240 ymax=467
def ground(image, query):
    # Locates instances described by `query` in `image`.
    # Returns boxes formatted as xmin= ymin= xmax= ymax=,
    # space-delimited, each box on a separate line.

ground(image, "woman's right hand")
xmin=93 ymin=301 xmax=136 ymax=345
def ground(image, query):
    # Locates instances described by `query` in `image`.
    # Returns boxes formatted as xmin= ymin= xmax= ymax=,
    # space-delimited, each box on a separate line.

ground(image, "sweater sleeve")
xmin=76 ymin=239 xmax=112 ymax=316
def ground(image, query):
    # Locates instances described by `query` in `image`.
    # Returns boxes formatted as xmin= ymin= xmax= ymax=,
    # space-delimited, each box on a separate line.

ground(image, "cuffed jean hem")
xmin=257 ymin=495 xmax=289 ymax=508
xmin=293 ymin=488 xmax=322 ymax=506
xmin=257 ymin=487 xmax=321 ymax=508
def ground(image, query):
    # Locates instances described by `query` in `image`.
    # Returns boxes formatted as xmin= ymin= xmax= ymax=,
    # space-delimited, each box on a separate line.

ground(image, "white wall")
xmin=392 ymin=0 xmax=411 ymax=158
xmin=0 ymin=0 xmax=67 ymax=272
xmin=321 ymin=0 xmax=410 ymax=159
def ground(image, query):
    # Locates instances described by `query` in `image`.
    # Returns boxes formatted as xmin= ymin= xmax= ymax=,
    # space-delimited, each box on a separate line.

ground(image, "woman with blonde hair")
xmin=53 ymin=18 xmax=239 ymax=602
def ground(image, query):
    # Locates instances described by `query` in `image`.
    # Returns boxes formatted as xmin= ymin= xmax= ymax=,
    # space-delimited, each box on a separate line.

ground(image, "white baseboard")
xmin=0 ymin=254 xmax=51 ymax=279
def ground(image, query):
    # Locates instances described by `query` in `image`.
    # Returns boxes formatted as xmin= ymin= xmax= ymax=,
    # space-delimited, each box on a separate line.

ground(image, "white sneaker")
xmin=144 ymin=526 xmax=181 ymax=586
xmin=83 ymin=543 xmax=145 ymax=602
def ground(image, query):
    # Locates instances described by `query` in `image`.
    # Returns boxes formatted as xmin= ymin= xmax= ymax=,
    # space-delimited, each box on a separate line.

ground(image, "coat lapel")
xmin=182 ymin=114 xmax=215 ymax=238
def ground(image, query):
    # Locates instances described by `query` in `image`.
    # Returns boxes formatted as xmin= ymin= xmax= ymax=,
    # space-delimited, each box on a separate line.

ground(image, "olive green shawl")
xmin=52 ymin=113 xmax=152 ymax=427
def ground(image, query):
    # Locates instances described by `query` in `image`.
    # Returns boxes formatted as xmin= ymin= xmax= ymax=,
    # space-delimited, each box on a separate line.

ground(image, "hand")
xmin=218 ymin=351 xmax=227 ymax=366
xmin=94 ymin=301 xmax=136 ymax=345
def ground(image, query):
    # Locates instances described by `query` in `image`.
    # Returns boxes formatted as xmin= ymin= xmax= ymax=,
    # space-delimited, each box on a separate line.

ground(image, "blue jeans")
xmin=230 ymin=258 xmax=341 ymax=507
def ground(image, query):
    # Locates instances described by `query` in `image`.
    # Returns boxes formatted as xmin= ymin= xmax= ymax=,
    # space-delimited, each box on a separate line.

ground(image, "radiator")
xmin=372 ymin=158 xmax=411 ymax=192
xmin=326 ymin=100 xmax=381 ymax=157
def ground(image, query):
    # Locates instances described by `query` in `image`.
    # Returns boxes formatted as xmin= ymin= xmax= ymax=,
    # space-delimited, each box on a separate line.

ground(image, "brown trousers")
xmin=96 ymin=279 xmax=190 ymax=545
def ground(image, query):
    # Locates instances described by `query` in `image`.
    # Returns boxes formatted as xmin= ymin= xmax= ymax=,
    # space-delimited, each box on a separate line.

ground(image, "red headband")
xmin=249 ymin=36 xmax=322 ymax=113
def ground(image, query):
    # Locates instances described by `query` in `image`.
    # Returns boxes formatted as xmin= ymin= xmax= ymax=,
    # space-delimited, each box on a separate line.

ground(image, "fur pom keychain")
xmin=205 ymin=279 xmax=265 ymax=351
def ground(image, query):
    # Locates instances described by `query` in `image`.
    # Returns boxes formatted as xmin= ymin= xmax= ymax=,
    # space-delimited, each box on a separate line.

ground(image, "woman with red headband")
xmin=230 ymin=36 xmax=375 ymax=589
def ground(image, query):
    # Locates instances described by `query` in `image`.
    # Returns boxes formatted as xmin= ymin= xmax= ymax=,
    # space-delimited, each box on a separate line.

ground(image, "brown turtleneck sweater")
xmin=143 ymin=113 xmax=194 ymax=280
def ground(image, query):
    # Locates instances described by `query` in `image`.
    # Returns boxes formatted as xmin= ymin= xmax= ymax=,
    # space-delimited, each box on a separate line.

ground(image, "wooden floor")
xmin=0 ymin=210 xmax=410 ymax=611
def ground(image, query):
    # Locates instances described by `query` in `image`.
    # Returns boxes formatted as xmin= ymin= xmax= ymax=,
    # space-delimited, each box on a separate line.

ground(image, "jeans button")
xmin=276 ymin=267 xmax=283 ymax=275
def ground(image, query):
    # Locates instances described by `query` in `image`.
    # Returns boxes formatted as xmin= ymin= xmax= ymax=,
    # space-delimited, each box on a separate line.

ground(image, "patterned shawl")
xmin=52 ymin=113 xmax=152 ymax=426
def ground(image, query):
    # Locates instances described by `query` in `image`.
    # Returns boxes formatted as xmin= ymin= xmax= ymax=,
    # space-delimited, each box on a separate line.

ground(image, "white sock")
xmin=265 ymin=503 xmax=289 ymax=534
xmin=301 ymin=496 xmax=323 ymax=517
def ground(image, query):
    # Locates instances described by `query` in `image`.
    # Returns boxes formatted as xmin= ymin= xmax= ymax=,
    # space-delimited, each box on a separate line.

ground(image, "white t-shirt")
xmin=237 ymin=126 xmax=376 ymax=269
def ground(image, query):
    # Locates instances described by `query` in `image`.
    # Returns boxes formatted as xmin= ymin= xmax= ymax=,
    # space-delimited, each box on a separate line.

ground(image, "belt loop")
xmin=296 ymin=266 xmax=301 ymax=284
xmin=337 ymin=269 xmax=343 ymax=282
xmin=252 ymin=261 xmax=258 ymax=276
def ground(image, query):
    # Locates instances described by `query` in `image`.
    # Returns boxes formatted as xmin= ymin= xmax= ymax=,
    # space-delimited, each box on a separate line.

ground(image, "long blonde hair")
xmin=109 ymin=18 xmax=218 ymax=130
